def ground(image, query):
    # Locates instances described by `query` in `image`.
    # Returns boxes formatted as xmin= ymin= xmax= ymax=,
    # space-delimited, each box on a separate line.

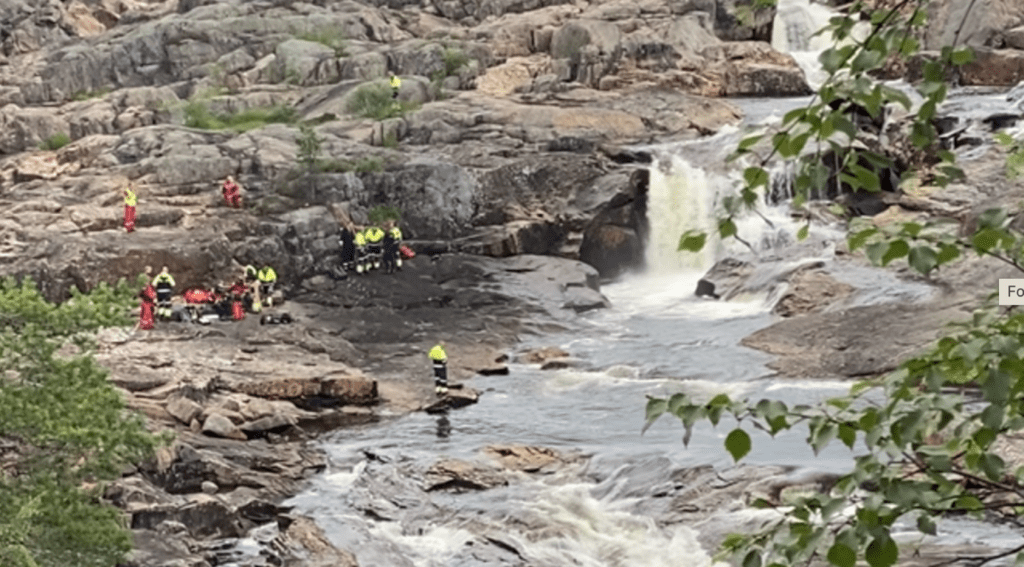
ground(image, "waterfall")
xmin=644 ymin=131 xmax=804 ymax=275
xmin=645 ymin=154 xmax=721 ymax=273
xmin=771 ymin=0 xmax=867 ymax=89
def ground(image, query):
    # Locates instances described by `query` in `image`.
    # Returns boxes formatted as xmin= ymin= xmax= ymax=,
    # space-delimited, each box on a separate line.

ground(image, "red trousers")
xmin=223 ymin=189 xmax=242 ymax=208
xmin=139 ymin=301 xmax=155 ymax=330
xmin=231 ymin=300 xmax=245 ymax=320
xmin=123 ymin=205 xmax=136 ymax=232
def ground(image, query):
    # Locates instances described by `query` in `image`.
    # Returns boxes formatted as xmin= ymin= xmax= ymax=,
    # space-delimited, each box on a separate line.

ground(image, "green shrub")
xmin=295 ymin=27 xmax=347 ymax=57
xmin=368 ymin=204 xmax=401 ymax=225
xmin=184 ymin=101 xmax=298 ymax=132
xmin=295 ymin=124 xmax=324 ymax=171
xmin=346 ymin=83 xmax=419 ymax=121
xmin=0 ymin=276 xmax=165 ymax=567
xmin=39 ymin=133 xmax=71 ymax=151
xmin=442 ymin=46 xmax=470 ymax=76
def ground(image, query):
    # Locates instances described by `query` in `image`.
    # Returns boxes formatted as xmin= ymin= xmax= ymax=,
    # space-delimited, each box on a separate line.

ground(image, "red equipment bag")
xmin=399 ymin=244 xmax=416 ymax=259
xmin=184 ymin=288 xmax=216 ymax=304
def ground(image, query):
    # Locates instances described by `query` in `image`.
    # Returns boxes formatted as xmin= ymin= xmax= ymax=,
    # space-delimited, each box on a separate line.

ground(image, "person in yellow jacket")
xmin=257 ymin=264 xmax=277 ymax=307
xmin=354 ymin=227 xmax=368 ymax=274
xmin=428 ymin=342 xmax=448 ymax=396
xmin=364 ymin=225 xmax=385 ymax=270
xmin=123 ymin=182 xmax=137 ymax=233
xmin=152 ymin=266 xmax=176 ymax=319
xmin=389 ymin=73 xmax=401 ymax=99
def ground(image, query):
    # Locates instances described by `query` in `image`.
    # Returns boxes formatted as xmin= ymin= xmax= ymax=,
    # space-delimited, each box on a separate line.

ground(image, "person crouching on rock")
xmin=222 ymin=175 xmax=243 ymax=209
xmin=123 ymin=182 xmax=137 ymax=233
xmin=229 ymin=278 xmax=247 ymax=320
xmin=136 ymin=266 xmax=156 ymax=330
xmin=428 ymin=341 xmax=448 ymax=396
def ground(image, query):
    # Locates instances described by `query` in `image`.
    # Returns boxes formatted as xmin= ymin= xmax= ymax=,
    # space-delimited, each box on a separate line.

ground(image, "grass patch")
xmin=347 ymin=83 xmax=419 ymax=120
xmin=39 ymin=132 xmax=71 ymax=151
xmin=184 ymin=101 xmax=298 ymax=132
xmin=295 ymin=27 xmax=347 ymax=57
xmin=70 ymin=88 xmax=110 ymax=101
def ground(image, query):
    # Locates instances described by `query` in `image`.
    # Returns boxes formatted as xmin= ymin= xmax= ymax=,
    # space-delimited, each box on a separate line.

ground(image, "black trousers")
xmin=433 ymin=362 xmax=447 ymax=388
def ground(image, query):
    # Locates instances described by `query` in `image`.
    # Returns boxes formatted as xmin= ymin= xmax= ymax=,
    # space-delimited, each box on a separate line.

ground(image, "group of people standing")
xmin=339 ymin=219 xmax=407 ymax=275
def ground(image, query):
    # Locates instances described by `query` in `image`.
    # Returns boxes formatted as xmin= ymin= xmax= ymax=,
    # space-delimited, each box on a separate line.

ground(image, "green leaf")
xmin=797 ymin=224 xmax=810 ymax=241
xmin=908 ymin=246 xmax=938 ymax=275
xmin=719 ymin=218 xmax=738 ymax=239
xmin=838 ymin=423 xmax=856 ymax=449
xmin=811 ymin=423 xmax=838 ymax=455
xmin=827 ymin=543 xmax=856 ymax=567
xmin=973 ymin=228 xmax=1003 ymax=254
xmin=848 ymin=228 xmax=878 ymax=251
xmin=744 ymin=167 xmax=770 ymax=190
xmin=642 ymin=398 xmax=667 ymax=434
xmin=738 ymin=133 xmax=764 ymax=151
xmin=866 ymin=534 xmax=898 ymax=567
xmin=725 ymin=428 xmax=752 ymax=462
xmin=881 ymin=240 xmax=910 ymax=266
xmin=743 ymin=549 xmax=762 ymax=567
xmin=950 ymin=46 xmax=975 ymax=65
xmin=955 ymin=495 xmax=984 ymax=511
xmin=678 ymin=231 xmax=707 ymax=252
xmin=936 ymin=243 xmax=960 ymax=264
xmin=917 ymin=514 xmax=937 ymax=536
xmin=865 ymin=241 xmax=888 ymax=265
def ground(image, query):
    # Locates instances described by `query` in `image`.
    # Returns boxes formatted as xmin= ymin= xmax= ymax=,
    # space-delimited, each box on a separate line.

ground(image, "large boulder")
xmin=579 ymin=169 xmax=648 ymax=279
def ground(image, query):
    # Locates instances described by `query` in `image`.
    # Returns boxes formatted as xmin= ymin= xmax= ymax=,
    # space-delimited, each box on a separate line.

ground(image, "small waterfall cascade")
xmin=771 ymin=0 xmax=864 ymax=88
xmin=644 ymin=131 xmax=805 ymax=275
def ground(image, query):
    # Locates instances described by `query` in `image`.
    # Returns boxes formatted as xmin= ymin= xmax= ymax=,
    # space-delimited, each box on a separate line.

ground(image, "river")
xmin=219 ymin=2 xmax=1024 ymax=564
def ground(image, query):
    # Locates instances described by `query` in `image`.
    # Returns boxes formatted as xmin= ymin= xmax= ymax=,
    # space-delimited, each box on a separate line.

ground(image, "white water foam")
xmin=512 ymin=483 xmax=728 ymax=567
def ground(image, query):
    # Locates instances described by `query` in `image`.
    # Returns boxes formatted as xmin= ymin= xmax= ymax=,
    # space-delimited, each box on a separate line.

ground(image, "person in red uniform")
xmin=222 ymin=175 xmax=243 ymax=209
xmin=137 ymin=266 xmax=156 ymax=330
xmin=229 ymin=278 xmax=247 ymax=320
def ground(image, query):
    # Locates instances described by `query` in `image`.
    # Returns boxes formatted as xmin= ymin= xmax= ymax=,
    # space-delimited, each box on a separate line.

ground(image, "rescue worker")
xmin=244 ymin=264 xmax=258 ymax=284
xmin=123 ymin=182 xmax=137 ymax=233
xmin=222 ymin=175 xmax=243 ymax=209
xmin=229 ymin=278 xmax=248 ymax=320
xmin=365 ymin=224 xmax=385 ymax=271
xmin=388 ymin=221 xmax=404 ymax=270
xmin=428 ymin=341 xmax=448 ymax=396
xmin=389 ymin=73 xmax=401 ymax=99
xmin=136 ymin=266 xmax=156 ymax=330
xmin=258 ymin=263 xmax=277 ymax=307
xmin=354 ymin=226 xmax=368 ymax=274
xmin=382 ymin=220 xmax=398 ymax=275
xmin=152 ymin=266 xmax=175 ymax=320
xmin=339 ymin=222 xmax=356 ymax=275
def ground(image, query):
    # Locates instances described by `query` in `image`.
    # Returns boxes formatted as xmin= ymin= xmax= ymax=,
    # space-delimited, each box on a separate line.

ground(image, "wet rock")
xmin=483 ymin=444 xmax=570 ymax=473
xmin=200 ymin=481 xmax=218 ymax=494
xmin=579 ymin=169 xmax=648 ymax=278
xmin=112 ymin=369 xmax=172 ymax=392
xmin=960 ymin=48 xmax=1024 ymax=86
xmin=272 ymin=516 xmax=358 ymax=567
xmin=695 ymin=257 xmax=754 ymax=300
xmin=517 ymin=346 xmax=570 ymax=364
xmin=202 ymin=413 xmax=247 ymax=441
xmin=423 ymin=458 xmax=509 ymax=491
xmin=773 ymin=269 xmax=854 ymax=317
